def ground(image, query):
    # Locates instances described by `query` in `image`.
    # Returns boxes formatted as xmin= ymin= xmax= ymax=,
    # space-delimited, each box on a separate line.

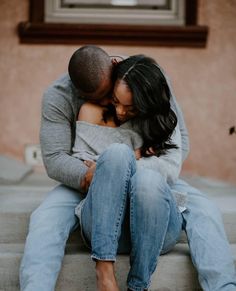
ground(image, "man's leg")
xmin=20 ymin=184 xmax=83 ymax=291
xmin=172 ymin=179 xmax=236 ymax=291
xmin=127 ymin=169 xmax=183 ymax=291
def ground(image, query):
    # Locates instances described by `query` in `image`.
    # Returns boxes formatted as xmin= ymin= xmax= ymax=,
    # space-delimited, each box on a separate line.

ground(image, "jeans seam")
xmin=129 ymin=180 xmax=135 ymax=245
xmin=129 ymin=180 xmax=171 ymax=288
xmin=113 ymin=159 xmax=134 ymax=244
xmin=150 ymin=201 xmax=170 ymax=277
xmin=91 ymin=149 xmax=136 ymax=259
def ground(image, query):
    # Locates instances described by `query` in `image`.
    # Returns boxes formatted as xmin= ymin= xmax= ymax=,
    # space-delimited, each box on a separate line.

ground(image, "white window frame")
xmin=45 ymin=0 xmax=186 ymax=26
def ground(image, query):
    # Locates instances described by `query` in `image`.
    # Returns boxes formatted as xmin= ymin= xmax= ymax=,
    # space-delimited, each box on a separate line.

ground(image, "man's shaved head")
xmin=68 ymin=45 xmax=112 ymax=99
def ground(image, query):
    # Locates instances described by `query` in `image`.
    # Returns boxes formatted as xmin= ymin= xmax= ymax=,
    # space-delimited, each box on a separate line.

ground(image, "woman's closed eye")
xmin=112 ymin=96 xmax=136 ymax=114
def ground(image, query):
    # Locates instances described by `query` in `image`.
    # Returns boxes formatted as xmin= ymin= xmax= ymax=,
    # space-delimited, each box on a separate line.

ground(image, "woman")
xmin=72 ymin=101 xmax=143 ymax=163
xmin=77 ymin=55 xmax=183 ymax=291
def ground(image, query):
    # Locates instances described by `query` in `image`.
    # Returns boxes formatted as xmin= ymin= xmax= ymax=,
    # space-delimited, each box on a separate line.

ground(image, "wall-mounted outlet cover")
xmin=25 ymin=144 xmax=43 ymax=166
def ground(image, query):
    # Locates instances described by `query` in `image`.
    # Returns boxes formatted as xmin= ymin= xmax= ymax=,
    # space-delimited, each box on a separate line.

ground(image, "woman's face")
xmin=112 ymin=80 xmax=138 ymax=123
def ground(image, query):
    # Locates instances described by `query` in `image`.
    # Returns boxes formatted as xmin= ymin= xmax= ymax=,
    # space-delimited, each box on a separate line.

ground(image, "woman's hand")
xmin=134 ymin=148 xmax=141 ymax=160
xmin=80 ymin=160 xmax=96 ymax=192
xmin=146 ymin=147 xmax=156 ymax=156
xmin=134 ymin=147 xmax=156 ymax=160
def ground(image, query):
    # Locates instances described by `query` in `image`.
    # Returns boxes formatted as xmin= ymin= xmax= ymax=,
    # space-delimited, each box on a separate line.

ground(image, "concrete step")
xmin=0 ymin=176 xmax=236 ymax=244
xmin=0 ymin=174 xmax=235 ymax=290
xmin=0 ymin=242 xmax=216 ymax=291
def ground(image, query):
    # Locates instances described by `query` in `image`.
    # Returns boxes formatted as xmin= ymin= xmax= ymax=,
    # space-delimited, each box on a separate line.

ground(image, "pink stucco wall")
xmin=0 ymin=0 xmax=235 ymax=183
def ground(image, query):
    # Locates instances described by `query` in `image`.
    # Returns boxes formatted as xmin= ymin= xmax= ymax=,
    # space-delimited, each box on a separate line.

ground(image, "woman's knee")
xmin=130 ymin=168 xmax=171 ymax=207
xmin=98 ymin=143 xmax=135 ymax=167
xmin=132 ymin=169 xmax=169 ymax=196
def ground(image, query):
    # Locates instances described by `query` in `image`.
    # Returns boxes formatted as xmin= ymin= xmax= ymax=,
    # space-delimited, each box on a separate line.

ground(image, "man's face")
xmin=79 ymin=76 xmax=113 ymax=106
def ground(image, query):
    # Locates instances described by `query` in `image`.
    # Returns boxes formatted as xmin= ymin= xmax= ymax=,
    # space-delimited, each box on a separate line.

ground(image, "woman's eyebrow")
xmin=113 ymin=92 xmax=133 ymax=107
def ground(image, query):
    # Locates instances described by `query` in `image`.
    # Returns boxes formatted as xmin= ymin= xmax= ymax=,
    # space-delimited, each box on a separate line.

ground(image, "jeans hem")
xmin=91 ymin=254 xmax=116 ymax=262
xmin=127 ymin=282 xmax=150 ymax=291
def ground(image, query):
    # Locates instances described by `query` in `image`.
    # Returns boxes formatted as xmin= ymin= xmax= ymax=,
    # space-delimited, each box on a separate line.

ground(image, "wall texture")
xmin=0 ymin=0 xmax=236 ymax=184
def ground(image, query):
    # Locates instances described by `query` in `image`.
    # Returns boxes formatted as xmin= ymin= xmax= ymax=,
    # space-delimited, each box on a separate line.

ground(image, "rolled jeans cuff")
xmin=91 ymin=254 xmax=116 ymax=262
xmin=127 ymin=281 xmax=150 ymax=291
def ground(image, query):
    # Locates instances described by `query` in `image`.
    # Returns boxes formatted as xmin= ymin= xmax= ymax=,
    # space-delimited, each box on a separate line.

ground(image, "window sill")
xmin=18 ymin=22 xmax=208 ymax=47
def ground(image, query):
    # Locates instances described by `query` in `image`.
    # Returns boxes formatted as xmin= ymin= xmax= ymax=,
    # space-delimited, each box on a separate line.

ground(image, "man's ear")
xmin=111 ymin=58 xmax=119 ymax=66
xmin=110 ymin=55 xmax=126 ymax=66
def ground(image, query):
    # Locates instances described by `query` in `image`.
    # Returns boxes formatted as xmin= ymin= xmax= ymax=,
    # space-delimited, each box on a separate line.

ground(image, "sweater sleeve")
xmin=158 ymin=65 xmax=190 ymax=162
xmin=136 ymin=123 xmax=182 ymax=184
xmin=40 ymin=84 xmax=87 ymax=191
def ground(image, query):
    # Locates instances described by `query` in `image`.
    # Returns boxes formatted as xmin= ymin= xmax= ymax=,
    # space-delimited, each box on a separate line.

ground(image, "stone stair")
xmin=0 ymin=172 xmax=236 ymax=291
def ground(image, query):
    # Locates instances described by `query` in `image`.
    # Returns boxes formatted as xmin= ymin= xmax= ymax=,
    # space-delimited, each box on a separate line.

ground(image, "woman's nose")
xmin=116 ymin=105 xmax=126 ymax=116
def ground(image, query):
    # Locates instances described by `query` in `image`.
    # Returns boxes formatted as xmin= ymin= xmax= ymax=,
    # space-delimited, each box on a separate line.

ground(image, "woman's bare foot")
xmin=96 ymin=261 xmax=119 ymax=291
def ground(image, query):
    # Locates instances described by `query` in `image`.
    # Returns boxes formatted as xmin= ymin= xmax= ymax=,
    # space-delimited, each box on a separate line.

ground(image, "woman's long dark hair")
xmin=112 ymin=55 xmax=178 ymax=157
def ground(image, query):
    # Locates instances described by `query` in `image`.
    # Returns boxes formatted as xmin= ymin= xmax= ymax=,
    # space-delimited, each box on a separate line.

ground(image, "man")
xmin=20 ymin=45 xmax=236 ymax=291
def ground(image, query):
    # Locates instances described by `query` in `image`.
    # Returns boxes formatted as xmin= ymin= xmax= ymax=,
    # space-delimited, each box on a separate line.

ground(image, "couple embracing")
xmin=20 ymin=45 xmax=236 ymax=291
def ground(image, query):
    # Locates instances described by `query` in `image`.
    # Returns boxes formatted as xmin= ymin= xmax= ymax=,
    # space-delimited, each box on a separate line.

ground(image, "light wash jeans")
xmin=172 ymin=180 xmax=236 ymax=291
xmin=20 ymin=144 xmax=236 ymax=291
xmin=79 ymin=144 xmax=183 ymax=290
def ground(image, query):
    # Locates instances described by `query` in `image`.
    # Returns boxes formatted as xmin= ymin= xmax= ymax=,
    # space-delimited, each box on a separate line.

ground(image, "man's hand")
xmin=80 ymin=160 xmax=96 ymax=192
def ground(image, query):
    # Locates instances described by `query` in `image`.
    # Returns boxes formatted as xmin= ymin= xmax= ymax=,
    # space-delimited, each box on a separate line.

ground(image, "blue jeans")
xmin=79 ymin=144 xmax=182 ymax=290
xmin=20 ymin=144 xmax=236 ymax=291
xmin=172 ymin=179 xmax=236 ymax=291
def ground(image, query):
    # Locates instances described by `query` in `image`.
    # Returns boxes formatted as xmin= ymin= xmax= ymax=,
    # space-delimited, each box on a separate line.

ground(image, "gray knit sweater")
xmin=72 ymin=121 xmax=143 ymax=161
xmin=40 ymin=72 xmax=189 ymax=191
xmin=72 ymin=121 xmax=182 ymax=184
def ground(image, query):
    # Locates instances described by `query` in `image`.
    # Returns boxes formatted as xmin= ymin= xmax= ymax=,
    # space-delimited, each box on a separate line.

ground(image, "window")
xmin=45 ymin=0 xmax=185 ymax=26
xmin=18 ymin=0 xmax=208 ymax=47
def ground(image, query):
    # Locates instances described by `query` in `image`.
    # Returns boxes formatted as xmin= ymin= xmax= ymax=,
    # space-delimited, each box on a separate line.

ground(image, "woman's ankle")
xmin=96 ymin=261 xmax=119 ymax=291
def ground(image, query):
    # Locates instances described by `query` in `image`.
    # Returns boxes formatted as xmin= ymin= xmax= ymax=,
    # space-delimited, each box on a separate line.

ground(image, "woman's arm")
xmin=158 ymin=65 xmax=190 ymax=161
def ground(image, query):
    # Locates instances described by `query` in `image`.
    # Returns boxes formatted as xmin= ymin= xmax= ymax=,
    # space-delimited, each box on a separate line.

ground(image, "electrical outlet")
xmin=25 ymin=144 xmax=43 ymax=166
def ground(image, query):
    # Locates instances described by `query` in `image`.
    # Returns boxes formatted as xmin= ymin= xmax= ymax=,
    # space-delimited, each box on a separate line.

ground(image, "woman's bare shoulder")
xmin=77 ymin=102 xmax=104 ymax=124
